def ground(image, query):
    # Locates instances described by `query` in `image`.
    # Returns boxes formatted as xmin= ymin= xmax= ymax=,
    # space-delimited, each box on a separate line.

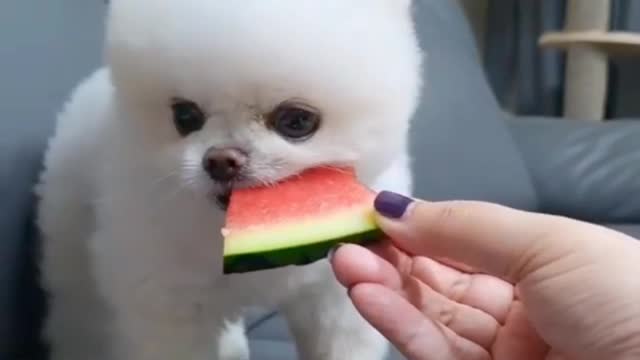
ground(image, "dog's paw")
xmin=218 ymin=320 xmax=250 ymax=360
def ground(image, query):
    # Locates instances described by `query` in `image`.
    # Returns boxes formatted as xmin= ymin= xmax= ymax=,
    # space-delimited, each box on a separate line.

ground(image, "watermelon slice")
xmin=221 ymin=166 xmax=383 ymax=274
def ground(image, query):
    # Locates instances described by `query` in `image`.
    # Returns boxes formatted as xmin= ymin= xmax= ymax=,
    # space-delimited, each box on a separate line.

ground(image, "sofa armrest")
xmin=506 ymin=116 xmax=640 ymax=223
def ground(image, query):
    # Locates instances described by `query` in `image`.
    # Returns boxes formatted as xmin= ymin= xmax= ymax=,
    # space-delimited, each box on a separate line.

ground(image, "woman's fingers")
xmin=331 ymin=244 xmax=502 ymax=349
xmin=363 ymin=241 xmax=514 ymax=324
xmin=491 ymin=301 xmax=549 ymax=359
xmin=409 ymin=257 xmax=514 ymax=324
xmin=402 ymin=276 xmax=500 ymax=349
xmin=330 ymin=243 xmax=403 ymax=290
xmin=349 ymin=283 xmax=491 ymax=360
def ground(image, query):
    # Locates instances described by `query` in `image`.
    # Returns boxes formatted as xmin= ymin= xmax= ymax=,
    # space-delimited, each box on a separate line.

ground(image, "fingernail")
xmin=374 ymin=191 xmax=414 ymax=219
xmin=327 ymin=243 xmax=343 ymax=261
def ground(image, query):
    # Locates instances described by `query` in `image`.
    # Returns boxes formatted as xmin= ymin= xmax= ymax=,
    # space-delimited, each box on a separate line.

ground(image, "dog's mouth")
xmin=210 ymin=172 xmax=267 ymax=211
xmin=214 ymin=187 xmax=232 ymax=211
xmin=210 ymin=176 xmax=269 ymax=211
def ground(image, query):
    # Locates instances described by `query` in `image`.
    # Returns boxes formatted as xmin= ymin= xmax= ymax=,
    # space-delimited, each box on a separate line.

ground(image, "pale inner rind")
xmin=222 ymin=205 xmax=378 ymax=256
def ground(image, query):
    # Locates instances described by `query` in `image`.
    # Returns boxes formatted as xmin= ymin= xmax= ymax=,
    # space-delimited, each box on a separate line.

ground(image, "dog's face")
xmin=105 ymin=0 xmax=422 ymax=207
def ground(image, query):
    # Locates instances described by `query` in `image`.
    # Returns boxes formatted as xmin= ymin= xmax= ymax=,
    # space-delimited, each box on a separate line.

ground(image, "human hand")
xmin=330 ymin=191 xmax=640 ymax=360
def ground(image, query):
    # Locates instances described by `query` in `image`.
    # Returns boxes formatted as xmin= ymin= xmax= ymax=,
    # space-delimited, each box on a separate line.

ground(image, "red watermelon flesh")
xmin=222 ymin=166 xmax=383 ymax=274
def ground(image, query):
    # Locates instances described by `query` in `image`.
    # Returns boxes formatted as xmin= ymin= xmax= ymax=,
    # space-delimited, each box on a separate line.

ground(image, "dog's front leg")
xmin=281 ymin=262 xmax=389 ymax=360
xmin=111 ymin=304 xmax=223 ymax=360
xmin=90 ymin=232 xmax=225 ymax=360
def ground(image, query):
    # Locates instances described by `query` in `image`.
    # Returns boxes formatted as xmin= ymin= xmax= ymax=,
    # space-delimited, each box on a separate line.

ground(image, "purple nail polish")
xmin=374 ymin=191 xmax=414 ymax=219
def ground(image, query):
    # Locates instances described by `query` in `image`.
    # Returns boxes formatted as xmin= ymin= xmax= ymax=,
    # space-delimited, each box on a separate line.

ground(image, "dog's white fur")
xmin=35 ymin=1 xmax=423 ymax=359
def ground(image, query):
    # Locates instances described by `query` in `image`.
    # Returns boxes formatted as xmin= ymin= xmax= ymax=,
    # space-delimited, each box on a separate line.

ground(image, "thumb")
xmin=372 ymin=191 xmax=607 ymax=283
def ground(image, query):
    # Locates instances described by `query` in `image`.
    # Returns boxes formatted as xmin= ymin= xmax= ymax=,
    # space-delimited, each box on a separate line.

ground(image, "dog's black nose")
xmin=202 ymin=147 xmax=247 ymax=182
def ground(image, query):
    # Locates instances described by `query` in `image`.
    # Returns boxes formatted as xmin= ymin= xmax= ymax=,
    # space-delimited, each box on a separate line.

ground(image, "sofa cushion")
xmin=408 ymin=0 xmax=538 ymax=210
xmin=0 ymin=131 xmax=50 ymax=359
xmin=507 ymin=116 xmax=640 ymax=223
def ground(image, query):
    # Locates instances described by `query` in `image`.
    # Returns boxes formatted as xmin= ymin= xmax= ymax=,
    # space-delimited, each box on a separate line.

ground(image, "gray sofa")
xmin=4 ymin=0 xmax=640 ymax=359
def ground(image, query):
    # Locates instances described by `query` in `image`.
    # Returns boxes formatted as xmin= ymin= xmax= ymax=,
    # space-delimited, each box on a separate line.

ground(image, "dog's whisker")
xmin=180 ymin=163 xmax=201 ymax=171
xmin=148 ymin=170 xmax=182 ymax=189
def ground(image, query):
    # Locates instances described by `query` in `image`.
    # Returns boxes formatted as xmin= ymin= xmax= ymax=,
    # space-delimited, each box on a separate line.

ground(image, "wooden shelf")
xmin=540 ymin=31 xmax=640 ymax=57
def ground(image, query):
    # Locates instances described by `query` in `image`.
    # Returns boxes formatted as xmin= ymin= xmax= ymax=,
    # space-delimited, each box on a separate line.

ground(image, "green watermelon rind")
xmin=222 ymin=205 xmax=383 ymax=274
xmin=223 ymin=228 xmax=384 ymax=274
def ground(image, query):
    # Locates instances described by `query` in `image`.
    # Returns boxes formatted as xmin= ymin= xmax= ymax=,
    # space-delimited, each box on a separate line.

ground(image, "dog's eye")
xmin=268 ymin=103 xmax=321 ymax=141
xmin=171 ymin=100 xmax=206 ymax=136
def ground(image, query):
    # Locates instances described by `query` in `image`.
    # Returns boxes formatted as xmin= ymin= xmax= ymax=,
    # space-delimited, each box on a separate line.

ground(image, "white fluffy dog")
xmin=35 ymin=0 xmax=423 ymax=359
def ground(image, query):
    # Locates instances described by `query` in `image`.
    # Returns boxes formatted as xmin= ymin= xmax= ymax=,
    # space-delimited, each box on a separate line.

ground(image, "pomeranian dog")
xmin=35 ymin=0 xmax=423 ymax=359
